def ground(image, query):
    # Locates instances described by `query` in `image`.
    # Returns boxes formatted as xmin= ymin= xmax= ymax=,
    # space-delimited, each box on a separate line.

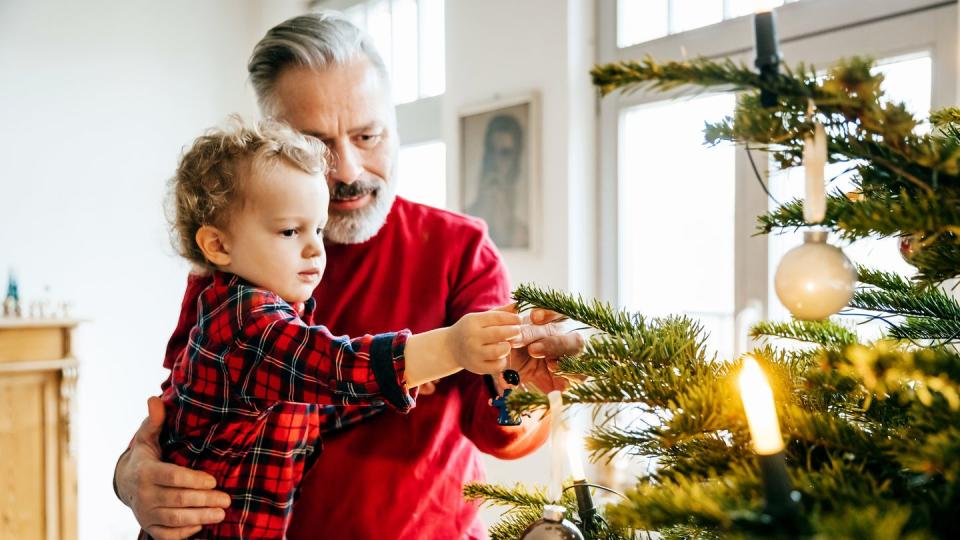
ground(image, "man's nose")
xmin=329 ymin=142 xmax=363 ymax=184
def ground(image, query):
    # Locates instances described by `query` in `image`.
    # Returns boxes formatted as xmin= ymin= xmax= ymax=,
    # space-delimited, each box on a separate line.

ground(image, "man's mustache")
xmin=330 ymin=180 xmax=379 ymax=200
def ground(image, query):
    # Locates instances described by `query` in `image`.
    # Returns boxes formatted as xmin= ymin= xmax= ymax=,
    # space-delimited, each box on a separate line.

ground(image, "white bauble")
xmin=774 ymin=231 xmax=857 ymax=321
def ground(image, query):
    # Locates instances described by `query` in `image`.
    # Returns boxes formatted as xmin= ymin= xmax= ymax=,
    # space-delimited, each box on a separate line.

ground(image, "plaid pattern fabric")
xmin=153 ymin=272 xmax=414 ymax=539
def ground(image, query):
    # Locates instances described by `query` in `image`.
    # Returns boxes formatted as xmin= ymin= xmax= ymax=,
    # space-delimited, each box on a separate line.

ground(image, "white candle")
xmin=547 ymin=391 xmax=569 ymax=501
xmin=738 ymin=356 xmax=784 ymax=455
xmin=567 ymin=429 xmax=587 ymax=482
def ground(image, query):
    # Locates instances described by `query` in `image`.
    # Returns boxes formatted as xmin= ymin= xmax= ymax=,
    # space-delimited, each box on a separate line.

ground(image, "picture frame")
xmin=459 ymin=92 xmax=540 ymax=252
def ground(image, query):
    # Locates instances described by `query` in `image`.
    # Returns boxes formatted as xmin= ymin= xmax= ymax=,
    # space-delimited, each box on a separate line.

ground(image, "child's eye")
xmin=316 ymin=227 xmax=324 ymax=236
xmin=280 ymin=228 xmax=298 ymax=238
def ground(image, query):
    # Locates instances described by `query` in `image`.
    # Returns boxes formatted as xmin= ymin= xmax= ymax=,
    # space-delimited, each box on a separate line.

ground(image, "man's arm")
xmin=113 ymin=397 xmax=230 ymax=540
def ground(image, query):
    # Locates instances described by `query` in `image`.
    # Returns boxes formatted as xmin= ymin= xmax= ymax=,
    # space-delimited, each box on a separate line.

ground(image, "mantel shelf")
xmin=0 ymin=318 xmax=85 ymax=330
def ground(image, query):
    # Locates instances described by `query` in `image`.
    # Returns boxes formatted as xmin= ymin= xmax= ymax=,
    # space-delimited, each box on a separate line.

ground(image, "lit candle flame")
xmin=567 ymin=429 xmax=586 ymax=481
xmin=738 ymin=356 xmax=785 ymax=455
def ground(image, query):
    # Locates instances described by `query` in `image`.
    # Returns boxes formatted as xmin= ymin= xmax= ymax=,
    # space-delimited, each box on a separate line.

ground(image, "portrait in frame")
xmin=459 ymin=93 xmax=540 ymax=252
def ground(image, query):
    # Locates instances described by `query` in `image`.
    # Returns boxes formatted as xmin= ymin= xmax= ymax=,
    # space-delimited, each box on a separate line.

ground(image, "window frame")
xmin=598 ymin=0 xmax=958 ymax=329
xmin=310 ymin=0 xmax=445 ymax=144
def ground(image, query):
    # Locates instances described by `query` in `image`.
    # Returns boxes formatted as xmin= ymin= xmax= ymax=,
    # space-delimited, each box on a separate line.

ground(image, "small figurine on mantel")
xmin=3 ymin=268 xmax=22 ymax=318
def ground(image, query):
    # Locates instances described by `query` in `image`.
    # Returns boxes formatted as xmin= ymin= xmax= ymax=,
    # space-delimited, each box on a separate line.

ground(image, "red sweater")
xmin=165 ymin=198 xmax=548 ymax=539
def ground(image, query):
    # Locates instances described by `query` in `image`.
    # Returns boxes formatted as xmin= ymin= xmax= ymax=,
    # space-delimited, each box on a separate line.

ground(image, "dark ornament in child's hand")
xmin=503 ymin=369 xmax=520 ymax=385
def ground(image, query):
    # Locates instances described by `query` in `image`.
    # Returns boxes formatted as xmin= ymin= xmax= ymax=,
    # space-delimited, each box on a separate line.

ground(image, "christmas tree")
xmin=467 ymin=56 xmax=960 ymax=539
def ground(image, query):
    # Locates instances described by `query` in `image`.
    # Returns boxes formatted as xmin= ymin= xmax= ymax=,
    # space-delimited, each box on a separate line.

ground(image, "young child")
xmin=149 ymin=118 xmax=521 ymax=538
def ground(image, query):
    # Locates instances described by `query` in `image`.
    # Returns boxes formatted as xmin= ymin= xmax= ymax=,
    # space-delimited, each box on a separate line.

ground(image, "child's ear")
xmin=195 ymin=225 xmax=231 ymax=267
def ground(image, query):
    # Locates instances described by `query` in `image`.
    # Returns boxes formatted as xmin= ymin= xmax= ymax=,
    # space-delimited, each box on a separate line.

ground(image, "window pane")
xmin=726 ymin=0 xmax=786 ymax=19
xmin=767 ymin=54 xmax=931 ymax=337
xmin=342 ymin=5 xmax=366 ymax=30
xmin=620 ymin=94 xmax=736 ymax=359
xmin=618 ymin=0 xmax=669 ymax=48
xmin=391 ymin=0 xmax=418 ymax=104
xmin=619 ymin=0 xmax=805 ymax=47
xmin=397 ymin=141 xmax=446 ymax=208
xmin=671 ymin=0 xmax=723 ymax=33
xmin=418 ymin=0 xmax=445 ymax=97
xmin=367 ymin=0 xmax=393 ymax=93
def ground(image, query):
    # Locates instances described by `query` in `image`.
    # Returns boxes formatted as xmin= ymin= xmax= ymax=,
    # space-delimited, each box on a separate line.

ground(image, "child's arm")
xmin=237 ymin=291 xmax=521 ymax=410
xmin=403 ymin=308 xmax=521 ymax=387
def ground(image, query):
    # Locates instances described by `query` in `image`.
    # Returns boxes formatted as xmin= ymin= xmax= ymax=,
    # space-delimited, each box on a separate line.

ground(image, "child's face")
xmin=222 ymin=159 xmax=329 ymax=304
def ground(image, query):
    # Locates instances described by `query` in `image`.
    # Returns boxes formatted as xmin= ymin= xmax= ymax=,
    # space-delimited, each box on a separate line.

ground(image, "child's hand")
xmin=447 ymin=308 xmax=522 ymax=375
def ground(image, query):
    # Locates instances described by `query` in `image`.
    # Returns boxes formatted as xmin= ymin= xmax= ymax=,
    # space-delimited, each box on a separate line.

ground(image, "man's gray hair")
xmin=248 ymin=11 xmax=389 ymax=117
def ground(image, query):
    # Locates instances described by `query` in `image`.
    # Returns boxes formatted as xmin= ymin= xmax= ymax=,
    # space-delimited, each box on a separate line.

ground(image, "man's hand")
xmin=115 ymin=397 xmax=230 ymax=540
xmin=508 ymin=308 xmax=585 ymax=393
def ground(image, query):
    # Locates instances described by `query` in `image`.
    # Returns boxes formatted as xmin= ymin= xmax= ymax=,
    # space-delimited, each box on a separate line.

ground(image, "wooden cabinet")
xmin=0 ymin=319 xmax=79 ymax=540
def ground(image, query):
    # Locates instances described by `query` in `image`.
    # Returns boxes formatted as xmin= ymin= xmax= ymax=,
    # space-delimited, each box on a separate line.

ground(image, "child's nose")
xmin=303 ymin=236 xmax=323 ymax=258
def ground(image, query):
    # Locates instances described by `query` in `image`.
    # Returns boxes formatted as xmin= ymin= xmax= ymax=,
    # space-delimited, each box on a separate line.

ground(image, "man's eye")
xmin=356 ymin=133 xmax=382 ymax=147
xmin=280 ymin=229 xmax=298 ymax=238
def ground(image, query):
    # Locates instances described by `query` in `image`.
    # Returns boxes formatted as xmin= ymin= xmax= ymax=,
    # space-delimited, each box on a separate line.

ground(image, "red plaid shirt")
xmin=154 ymin=272 xmax=415 ymax=539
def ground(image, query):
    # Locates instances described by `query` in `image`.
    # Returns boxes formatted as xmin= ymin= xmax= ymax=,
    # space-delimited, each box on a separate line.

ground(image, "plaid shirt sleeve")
xmin=317 ymin=404 xmax=386 ymax=435
xmin=234 ymin=286 xmax=417 ymax=412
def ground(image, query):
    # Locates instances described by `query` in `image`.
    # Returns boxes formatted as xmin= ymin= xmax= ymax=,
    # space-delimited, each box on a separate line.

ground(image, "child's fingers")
xmin=480 ymin=342 xmax=512 ymax=364
xmin=477 ymin=310 xmax=522 ymax=327
xmin=480 ymin=324 xmax=522 ymax=345
xmin=493 ymin=302 xmax=518 ymax=314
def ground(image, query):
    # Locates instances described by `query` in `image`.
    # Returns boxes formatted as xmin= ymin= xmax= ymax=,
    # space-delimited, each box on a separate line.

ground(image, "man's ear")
xmin=195 ymin=225 xmax=231 ymax=267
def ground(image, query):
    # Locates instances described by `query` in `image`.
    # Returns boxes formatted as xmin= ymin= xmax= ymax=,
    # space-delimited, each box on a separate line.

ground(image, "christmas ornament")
xmin=520 ymin=505 xmax=584 ymax=540
xmin=492 ymin=356 xmax=522 ymax=425
xmin=899 ymin=233 xmax=925 ymax=265
xmin=774 ymin=230 xmax=856 ymax=320
xmin=491 ymin=389 xmax=520 ymax=426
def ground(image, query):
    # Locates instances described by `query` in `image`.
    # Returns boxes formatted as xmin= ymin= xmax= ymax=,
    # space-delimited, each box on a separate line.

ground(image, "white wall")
xmin=0 ymin=1 xmax=300 ymax=537
xmin=443 ymin=0 xmax=598 ymax=525
xmin=445 ymin=0 xmax=597 ymax=297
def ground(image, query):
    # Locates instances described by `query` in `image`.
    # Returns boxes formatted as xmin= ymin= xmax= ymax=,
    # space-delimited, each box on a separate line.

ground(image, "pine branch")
xmin=887 ymin=316 xmax=960 ymax=342
xmin=850 ymin=267 xmax=960 ymax=340
xmin=751 ymin=319 xmax=859 ymax=347
xmin=463 ymin=482 xmax=552 ymax=510
xmin=513 ymin=283 xmax=643 ymax=338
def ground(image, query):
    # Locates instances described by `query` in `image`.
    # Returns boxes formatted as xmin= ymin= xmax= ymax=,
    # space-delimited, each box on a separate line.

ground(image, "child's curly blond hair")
xmin=168 ymin=116 xmax=329 ymax=270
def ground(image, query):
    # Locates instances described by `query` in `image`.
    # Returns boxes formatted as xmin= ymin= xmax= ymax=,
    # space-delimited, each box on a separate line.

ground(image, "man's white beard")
xmin=324 ymin=181 xmax=397 ymax=244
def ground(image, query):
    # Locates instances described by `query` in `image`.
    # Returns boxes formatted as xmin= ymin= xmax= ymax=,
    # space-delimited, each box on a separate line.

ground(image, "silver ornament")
xmin=520 ymin=505 xmax=585 ymax=540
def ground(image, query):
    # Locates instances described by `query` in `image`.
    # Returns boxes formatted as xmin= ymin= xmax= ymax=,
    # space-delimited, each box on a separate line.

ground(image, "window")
xmin=397 ymin=141 xmax=446 ymax=208
xmin=617 ymin=0 xmax=801 ymax=48
xmin=343 ymin=0 xmax=445 ymax=104
xmin=619 ymin=94 xmax=737 ymax=359
xmin=600 ymin=0 xmax=957 ymax=353
xmin=333 ymin=0 xmax=448 ymax=208
xmin=766 ymin=54 xmax=933 ymax=335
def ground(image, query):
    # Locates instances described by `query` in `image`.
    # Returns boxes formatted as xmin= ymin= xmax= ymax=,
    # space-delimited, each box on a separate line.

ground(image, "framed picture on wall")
xmin=459 ymin=92 xmax=540 ymax=252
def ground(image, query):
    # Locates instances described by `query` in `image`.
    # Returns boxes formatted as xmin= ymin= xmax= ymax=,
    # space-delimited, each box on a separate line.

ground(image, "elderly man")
xmin=114 ymin=11 xmax=582 ymax=540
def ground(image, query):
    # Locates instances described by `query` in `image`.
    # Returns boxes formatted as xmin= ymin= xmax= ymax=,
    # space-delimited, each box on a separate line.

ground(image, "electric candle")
xmin=738 ymin=356 xmax=801 ymax=529
xmin=738 ymin=356 xmax=784 ymax=455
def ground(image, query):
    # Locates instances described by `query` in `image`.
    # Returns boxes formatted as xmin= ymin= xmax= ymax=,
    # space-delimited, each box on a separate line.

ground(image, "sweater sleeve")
xmin=236 ymin=289 xmax=416 ymax=412
xmin=447 ymin=224 xmax=551 ymax=458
